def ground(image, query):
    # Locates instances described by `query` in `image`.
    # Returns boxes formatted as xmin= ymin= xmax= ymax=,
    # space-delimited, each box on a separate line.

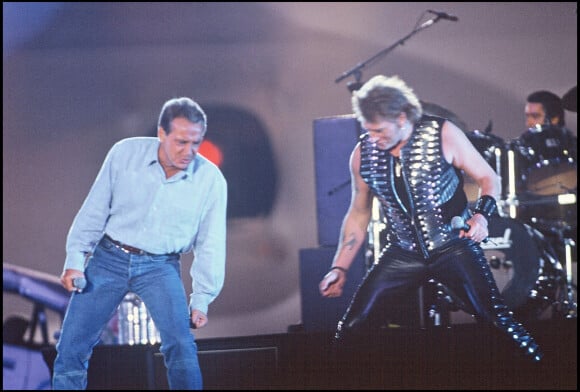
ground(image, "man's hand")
xmin=190 ymin=309 xmax=208 ymax=329
xmin=60 ymin=269 xmax=85 ymax=293
xmin=464 ymin=213 xmax=489 ymax=243
xmin=319 ymin=269 xmax=346 ymax=298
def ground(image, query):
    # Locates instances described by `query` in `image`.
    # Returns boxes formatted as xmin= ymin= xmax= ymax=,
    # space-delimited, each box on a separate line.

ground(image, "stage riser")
xmin=36 ymin=319 xmax=575 ymax=390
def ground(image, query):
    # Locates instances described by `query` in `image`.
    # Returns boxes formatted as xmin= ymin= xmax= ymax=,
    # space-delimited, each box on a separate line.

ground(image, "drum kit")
xmin=462 ymin=123 xmax=577 ymax=321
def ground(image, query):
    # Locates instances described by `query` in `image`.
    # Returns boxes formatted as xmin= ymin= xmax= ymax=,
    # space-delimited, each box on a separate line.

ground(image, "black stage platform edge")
xmin=276 ymin=318 xmax=577 ymax=390
xmin=41 ymin=318 xmax=576 ymax=390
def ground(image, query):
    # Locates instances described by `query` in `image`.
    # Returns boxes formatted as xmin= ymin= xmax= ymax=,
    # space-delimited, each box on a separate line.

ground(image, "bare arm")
xmin=319 ymin=144 xmax=373 ymax=297
xmin=442 ymin=121 xmax=501 ymax=241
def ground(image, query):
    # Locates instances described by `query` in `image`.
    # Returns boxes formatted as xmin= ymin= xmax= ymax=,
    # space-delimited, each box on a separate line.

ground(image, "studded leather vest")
xmin=360 ymin=115 xmax=469 ymax=258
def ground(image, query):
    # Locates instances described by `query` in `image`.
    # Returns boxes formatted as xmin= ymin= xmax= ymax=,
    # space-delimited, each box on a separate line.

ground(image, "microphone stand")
xmin=335 ymin=15 xmax=444 ymax=92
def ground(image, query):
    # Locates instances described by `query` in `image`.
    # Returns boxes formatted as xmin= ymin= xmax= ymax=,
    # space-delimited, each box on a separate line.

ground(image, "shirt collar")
xmin=147 ymin=144 xmax=198 ymax=181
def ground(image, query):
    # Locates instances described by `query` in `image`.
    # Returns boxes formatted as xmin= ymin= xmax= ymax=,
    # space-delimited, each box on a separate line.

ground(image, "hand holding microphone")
xmin=451 ymin=215 xmax=488 ymax=243
xmin=72 ymin=276 xmax=87 ymax=293
xmin=61 ymin=269 xmax=87 ymax=293
xmin=451 ymin=216 xmax=470 ymax=231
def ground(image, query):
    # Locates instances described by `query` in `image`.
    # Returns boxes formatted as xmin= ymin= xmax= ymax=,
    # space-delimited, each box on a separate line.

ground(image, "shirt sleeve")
xmin=63 ymin=144 xmax=117 ymax=272
xmin=189 ymin=172 xmax=228 ymax=315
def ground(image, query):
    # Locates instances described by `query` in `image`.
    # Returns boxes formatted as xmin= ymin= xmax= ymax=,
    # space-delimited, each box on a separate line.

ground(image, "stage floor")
xmin=37 ymin=318 xmax=576 ymax=390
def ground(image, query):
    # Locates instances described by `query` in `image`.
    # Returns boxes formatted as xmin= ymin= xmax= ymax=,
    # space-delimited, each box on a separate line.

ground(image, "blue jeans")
xmin=52 ymin=236 xmax=202 ymax=389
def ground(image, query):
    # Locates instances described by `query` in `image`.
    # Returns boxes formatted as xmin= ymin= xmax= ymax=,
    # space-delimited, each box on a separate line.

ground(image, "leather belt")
xmin=103 ymin=234 xmax=148 ymax=255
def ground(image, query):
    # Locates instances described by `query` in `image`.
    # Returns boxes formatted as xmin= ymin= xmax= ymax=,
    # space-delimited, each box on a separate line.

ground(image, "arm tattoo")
xmin=343 ymin=232 xmax=357 ymax=250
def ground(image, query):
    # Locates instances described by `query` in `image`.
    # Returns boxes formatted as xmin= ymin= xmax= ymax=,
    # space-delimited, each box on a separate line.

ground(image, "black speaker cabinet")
xmin=313 ymin=115 xmax=360 ymax=246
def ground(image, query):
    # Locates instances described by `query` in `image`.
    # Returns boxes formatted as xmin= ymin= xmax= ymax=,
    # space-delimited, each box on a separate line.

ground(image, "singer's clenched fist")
xmin=319 ymin=269 xmax=346 ymax=298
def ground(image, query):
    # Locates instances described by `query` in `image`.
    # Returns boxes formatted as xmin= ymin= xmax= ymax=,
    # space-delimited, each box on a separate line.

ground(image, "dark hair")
xmin=158 ymin=97 xmax=208 ymax=133
xmin=526 ymin=90 xmax=565 ymax=126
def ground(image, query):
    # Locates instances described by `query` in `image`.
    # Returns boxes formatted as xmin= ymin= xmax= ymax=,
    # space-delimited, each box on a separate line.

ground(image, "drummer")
xmin=520 ymin=90 xmax=577 ymax=240
xmin=525 ymin=90 xmax=566 ymax=129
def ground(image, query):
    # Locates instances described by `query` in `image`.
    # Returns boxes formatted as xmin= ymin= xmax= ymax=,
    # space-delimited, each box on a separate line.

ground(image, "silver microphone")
xmin=451 ymin=216 xmax=488 ymax=243
xmin=451 ymin=216 xmax=470 ymax=231
xmin=73 ymin=277 xmax=87 ymax=291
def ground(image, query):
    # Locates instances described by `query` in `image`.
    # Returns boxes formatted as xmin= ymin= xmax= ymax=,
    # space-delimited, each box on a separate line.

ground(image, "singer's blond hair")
xmin=352 ymin=75 xmax=422 ymax=124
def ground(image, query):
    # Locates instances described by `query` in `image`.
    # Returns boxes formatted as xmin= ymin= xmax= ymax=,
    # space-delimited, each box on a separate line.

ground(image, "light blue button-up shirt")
xmin=64 ymin=137 xmax=227 ymax=314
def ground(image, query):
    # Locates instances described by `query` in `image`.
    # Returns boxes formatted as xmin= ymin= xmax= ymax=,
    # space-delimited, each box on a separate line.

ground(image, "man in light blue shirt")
xmin=52 ymin=97 xmax=227 ymax=390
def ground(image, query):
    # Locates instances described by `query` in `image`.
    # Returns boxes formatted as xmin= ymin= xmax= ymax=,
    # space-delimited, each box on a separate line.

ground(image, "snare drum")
xmin=515 ymin=125 xmax=577 ymax=196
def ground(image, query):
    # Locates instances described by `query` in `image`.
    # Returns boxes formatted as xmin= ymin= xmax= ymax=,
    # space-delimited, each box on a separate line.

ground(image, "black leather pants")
xmin=335 ymin=238 xmax=543 ymax=362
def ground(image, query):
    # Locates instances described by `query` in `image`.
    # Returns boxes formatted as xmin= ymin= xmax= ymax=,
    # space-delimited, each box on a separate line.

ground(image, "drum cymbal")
xmin=562 ymin=85 xmax=576 ymax=112
xmin=420 ymin=100 xmax=468 ymax=132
